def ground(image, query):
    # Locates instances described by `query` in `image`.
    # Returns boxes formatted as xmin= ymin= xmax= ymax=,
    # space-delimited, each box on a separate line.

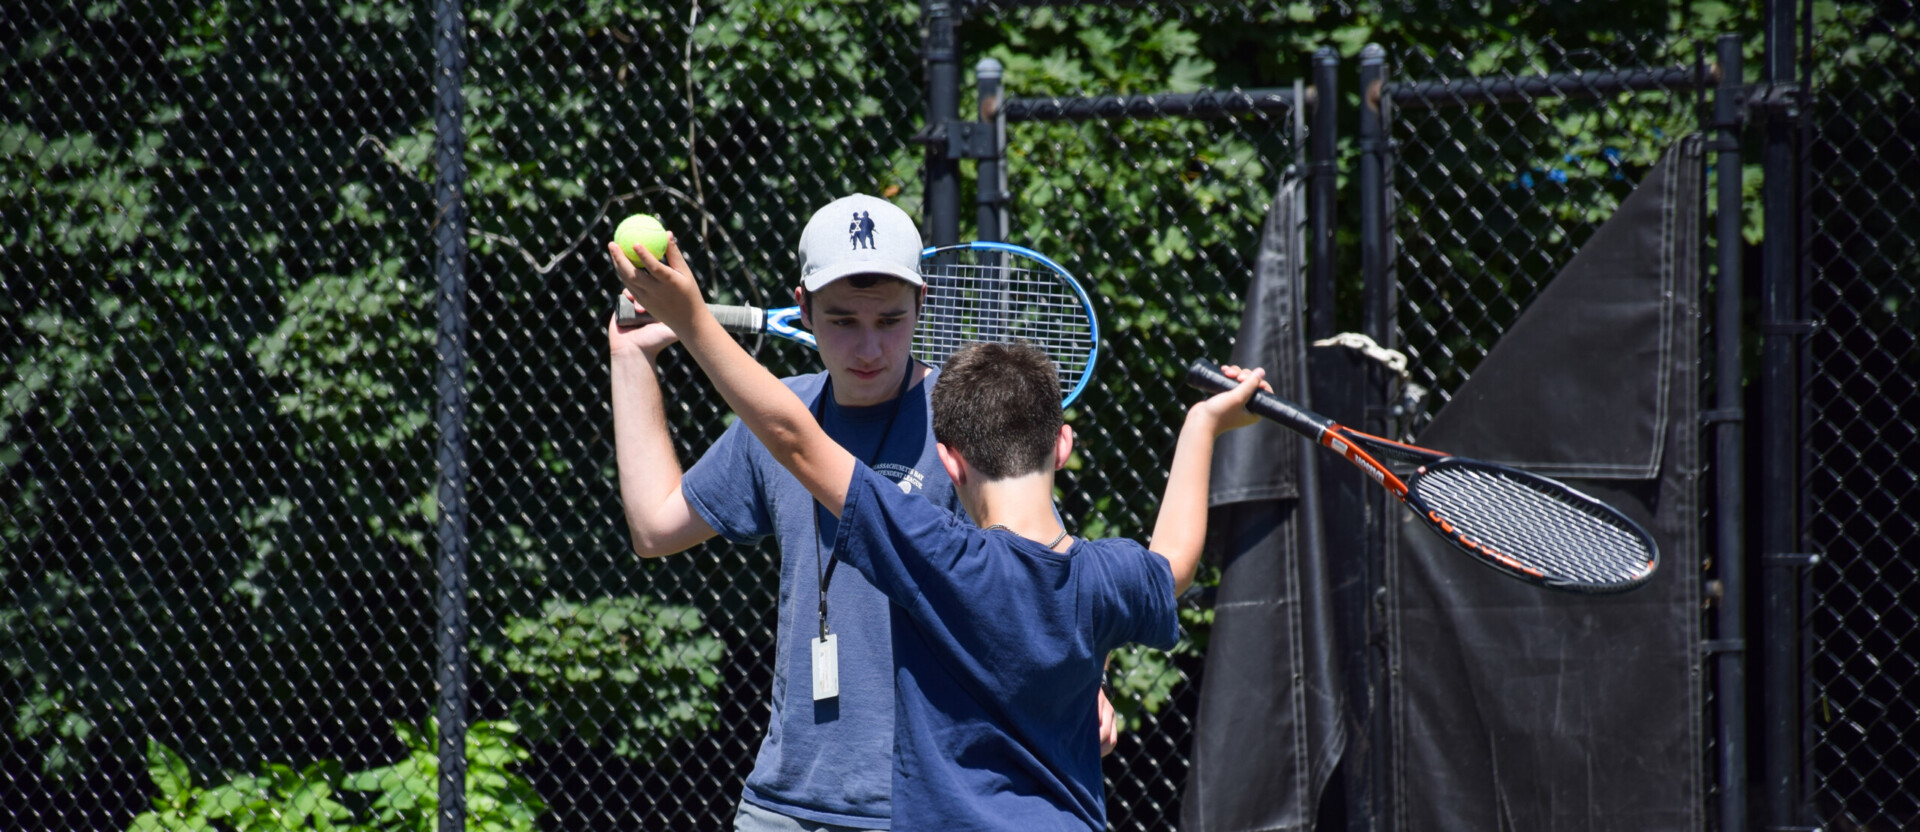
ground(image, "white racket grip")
xmin=615 ymin=292 xmax=764 ymax=335
xmin=614 ymin=292 xmax=644 ymax=328
xmin=708 ymin=304 xmax=766 ymax=335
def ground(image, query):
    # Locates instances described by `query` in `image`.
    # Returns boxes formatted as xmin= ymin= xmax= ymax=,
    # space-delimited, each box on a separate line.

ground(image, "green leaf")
xmin=146 ymin=740 xmax=194 ymax=802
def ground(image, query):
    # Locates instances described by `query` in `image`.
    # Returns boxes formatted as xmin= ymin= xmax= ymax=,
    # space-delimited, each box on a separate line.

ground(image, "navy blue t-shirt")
xmin=832 ymin=461 xmax=1181 ymax=831
xmin=682 ymin=369 xmax=959 ymax=828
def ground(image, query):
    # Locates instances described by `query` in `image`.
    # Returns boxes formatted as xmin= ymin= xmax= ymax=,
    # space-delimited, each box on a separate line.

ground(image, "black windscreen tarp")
xmin=1182 ymin=138 xmax=1705 ymax=832
xmin=1386 ymin=136 xmax=1706 ymax=831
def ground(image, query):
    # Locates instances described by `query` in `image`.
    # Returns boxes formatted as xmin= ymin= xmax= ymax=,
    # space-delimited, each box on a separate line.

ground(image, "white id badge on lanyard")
xmin=811 ymin=633 xmax=840 ymax=701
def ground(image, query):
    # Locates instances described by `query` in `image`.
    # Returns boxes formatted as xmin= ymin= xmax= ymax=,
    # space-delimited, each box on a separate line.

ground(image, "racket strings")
xmin=1412 ymin=466 xmax=1654 ymax=586
xmin=917 ymin=258 xmax=1095 ymax=399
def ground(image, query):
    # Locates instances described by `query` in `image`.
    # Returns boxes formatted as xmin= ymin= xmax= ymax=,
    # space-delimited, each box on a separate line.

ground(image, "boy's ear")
xmin=1053 ymin=424 xmax=1074 ymax=471
xmin=793 ymin=286 xmax=808 ymax=327
xmin=936 ymin=442 xmax=968 ymax=486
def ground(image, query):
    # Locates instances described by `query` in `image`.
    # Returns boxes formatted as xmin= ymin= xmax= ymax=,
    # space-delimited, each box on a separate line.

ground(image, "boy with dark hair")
xmin=621 ymin=233 xmax=1266 ymax=830
xmin=929 ymin=342 xmax=1063 ymax=479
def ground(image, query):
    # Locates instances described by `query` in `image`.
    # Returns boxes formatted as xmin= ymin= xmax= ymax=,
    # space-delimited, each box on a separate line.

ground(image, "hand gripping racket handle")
xmin=615 ymin=292 xmax=767 ymax=334
xmin=1184 ymin=359 xmax=1335 ymax=441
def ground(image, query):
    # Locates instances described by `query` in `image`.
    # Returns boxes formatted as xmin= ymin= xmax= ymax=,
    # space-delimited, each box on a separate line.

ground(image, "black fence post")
xmin=1358 ymin=44 xmax=1392 ymax=347
xmin=429 ymin=0 xmax=472 ymax=826
xmin=1303 ymin=44 xmax=1370 ymax=832
xmin=1709 ymin=32 xmax=1750 ymax=832
xmin=924 ymin=0 xmax=961 ymax=246
xmin=1309 ymin=47 xmax=1338 ymax=341
xmin=975 ymin=57 xmax=1007 ymax=243
xmin=1759 ymin=3 xmax=1808 ymax=827
xmin=1356 ymin=41 xmax=1393 ymax=832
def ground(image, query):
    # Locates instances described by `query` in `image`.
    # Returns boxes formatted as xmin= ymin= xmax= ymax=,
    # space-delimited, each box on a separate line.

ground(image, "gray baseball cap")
xmin=798 ymin=194 xmax=926 ymax=291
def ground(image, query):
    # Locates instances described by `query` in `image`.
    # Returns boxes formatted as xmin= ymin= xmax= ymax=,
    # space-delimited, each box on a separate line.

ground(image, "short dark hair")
xmin=932 ymin=341 xmax=1062 ymax=480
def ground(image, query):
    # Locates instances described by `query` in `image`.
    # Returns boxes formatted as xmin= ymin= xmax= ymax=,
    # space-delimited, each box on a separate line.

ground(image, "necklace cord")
xmin=813 ymin=363 xmax=916 ymax=639
xmin=986 ymin=524 xmax=1071 ymax=549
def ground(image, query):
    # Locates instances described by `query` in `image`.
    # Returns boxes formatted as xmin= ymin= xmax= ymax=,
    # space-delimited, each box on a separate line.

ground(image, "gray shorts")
xmin=732 ymin=799 xmax=884 ymax=832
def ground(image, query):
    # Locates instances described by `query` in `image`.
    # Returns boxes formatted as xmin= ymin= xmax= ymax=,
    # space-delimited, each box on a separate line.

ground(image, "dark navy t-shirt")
xmin=682 ymin=369 xmax=960 ymax=828
xmin=832 ymin=462 xmax=1180 ymax=831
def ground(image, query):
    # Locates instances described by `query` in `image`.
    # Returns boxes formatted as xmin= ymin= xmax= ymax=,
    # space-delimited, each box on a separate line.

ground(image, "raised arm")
xmin=1149 ymin=365 xmax=1267 ymax=595
xmin=613 ymin=238 xmax=856 ymax=516
xmin=604 ymin=296 xmax=719 ymax=557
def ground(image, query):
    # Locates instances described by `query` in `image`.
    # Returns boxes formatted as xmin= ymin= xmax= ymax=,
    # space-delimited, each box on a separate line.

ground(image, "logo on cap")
xmin=849 ymin=211 xmax=877 ymax=250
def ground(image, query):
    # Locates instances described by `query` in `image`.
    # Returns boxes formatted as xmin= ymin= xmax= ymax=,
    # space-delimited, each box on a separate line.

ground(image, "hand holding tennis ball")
xmin=614 ymin=213 xmax=669 ymax=264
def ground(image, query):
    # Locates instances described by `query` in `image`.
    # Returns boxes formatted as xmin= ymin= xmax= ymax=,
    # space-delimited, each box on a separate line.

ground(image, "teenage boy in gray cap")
xmin=607 ymin=194 xmax=1114 ymax=831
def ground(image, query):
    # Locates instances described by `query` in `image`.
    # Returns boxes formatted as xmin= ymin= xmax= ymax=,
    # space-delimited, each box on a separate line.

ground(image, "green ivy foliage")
xmin=0 ymin=0 xmax=743 ymax=795
xmin=133 ymin=740 xmax=357 ymax=832
xmin=474 ymin=596 xmax=723 ymax=759
xmin=345 ymin=720 xmax=544 ymax=832
xmin=129 ymin=720 xmax=543 ymax=832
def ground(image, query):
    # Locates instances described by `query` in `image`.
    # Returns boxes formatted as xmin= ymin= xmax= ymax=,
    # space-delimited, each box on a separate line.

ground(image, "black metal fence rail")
xmin=1002 ymin=88 xmax=1307 ymax=122
xmin=428 ymin=0 xmax=475 ymax=826
xmin=1386 ymin=65 xmax=1709 ymax=108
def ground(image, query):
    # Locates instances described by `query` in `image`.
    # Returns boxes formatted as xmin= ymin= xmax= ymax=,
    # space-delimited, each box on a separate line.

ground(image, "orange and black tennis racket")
xmin=1187 ymin=358 xmax=1657 ymax=594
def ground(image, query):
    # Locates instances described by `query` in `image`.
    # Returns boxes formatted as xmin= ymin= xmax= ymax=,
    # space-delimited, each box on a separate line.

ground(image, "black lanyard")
xmin=813 ymin=363 xmax=916 ymax=640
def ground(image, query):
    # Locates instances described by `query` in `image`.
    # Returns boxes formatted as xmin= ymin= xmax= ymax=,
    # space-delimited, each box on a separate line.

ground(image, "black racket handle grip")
xmin=614 ymin=292 xmax=764 ymax=334
xmin=1183 ymin=358 xmax=1335 ymax=440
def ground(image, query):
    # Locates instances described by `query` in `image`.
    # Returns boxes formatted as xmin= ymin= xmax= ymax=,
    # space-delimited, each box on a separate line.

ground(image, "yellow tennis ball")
xmin=615 ymin=213 xmax=669 ymax=262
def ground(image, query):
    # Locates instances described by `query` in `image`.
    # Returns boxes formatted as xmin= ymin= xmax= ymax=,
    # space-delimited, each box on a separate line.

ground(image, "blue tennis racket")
xmin=618 ymin=241 xmax=1100 ymax=406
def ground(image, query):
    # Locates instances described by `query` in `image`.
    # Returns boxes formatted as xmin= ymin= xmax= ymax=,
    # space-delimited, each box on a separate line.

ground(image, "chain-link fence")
xmin=1383 ymin=25 xmax=1712 ymax=413
xmin=952 ymin=9 xmax=1305 ymax=823
xmin=1380 ymin=2 xmax=1920 ymax=830
xmin=1805 ymin=2 xmax=1920 ymax=829
xmin=4 ymin=0 xmax=450 ymax=827
xmin=0 ymin=0 xmax=929 ymax=827
xmin=1377 ymin=15 xmax=1731 ymax=829
xmin=0 ymin=1 xmax=1301 ymax=829
xmin=5 ymin=0 xmax=1918 ymax=830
